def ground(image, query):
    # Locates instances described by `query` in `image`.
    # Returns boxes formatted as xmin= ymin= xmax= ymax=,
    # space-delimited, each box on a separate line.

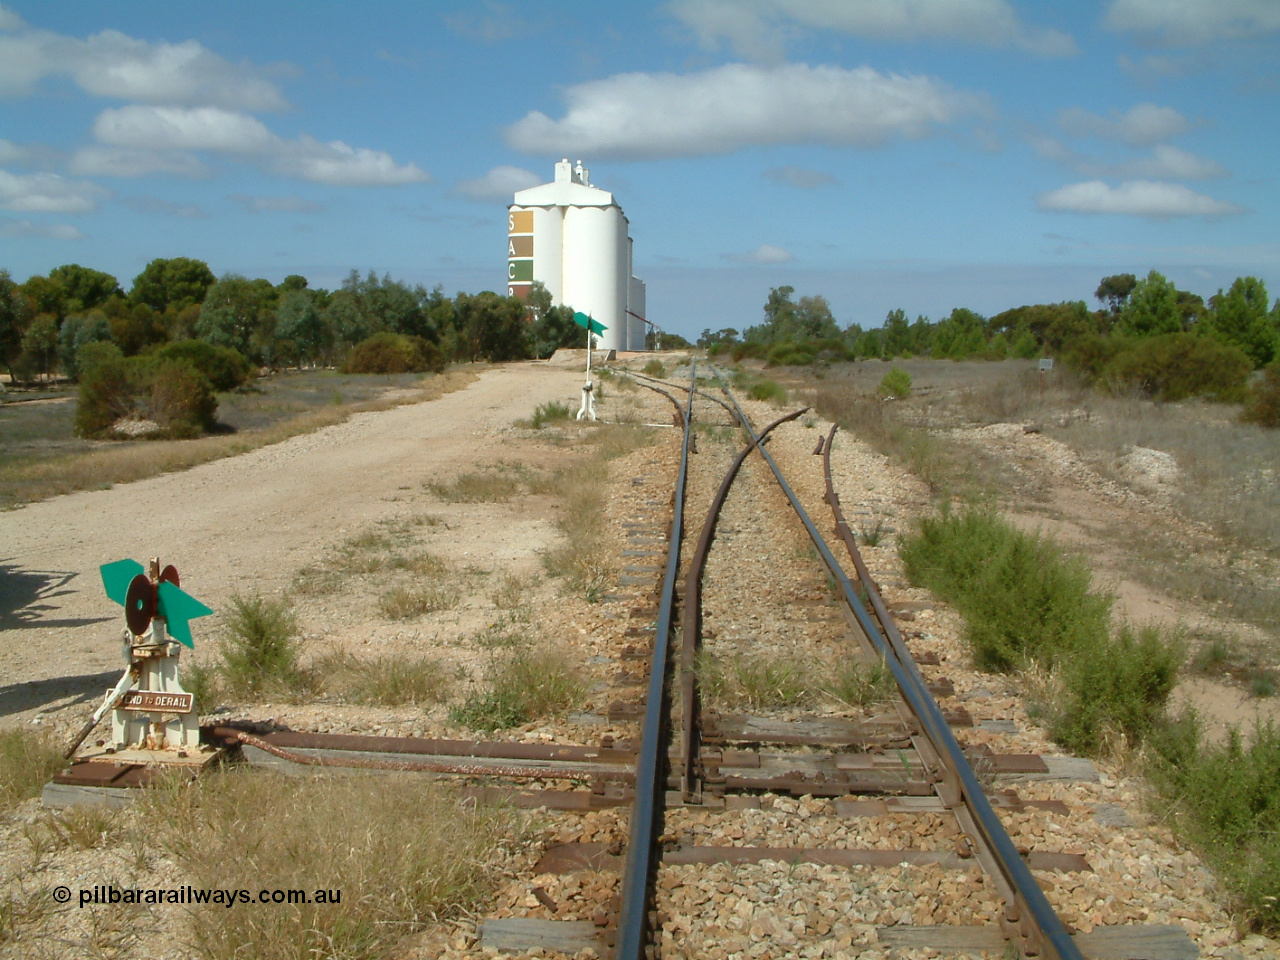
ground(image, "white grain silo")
xmin=508 ymin=160 xmax=646 ymax=353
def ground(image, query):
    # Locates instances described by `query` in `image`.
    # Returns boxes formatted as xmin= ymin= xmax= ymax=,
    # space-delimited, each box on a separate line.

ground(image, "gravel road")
xmin=0 ymin=363 xmax=584 ymax=725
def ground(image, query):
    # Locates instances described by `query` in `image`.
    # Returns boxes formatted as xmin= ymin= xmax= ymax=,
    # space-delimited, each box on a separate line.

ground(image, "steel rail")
xmin=820 ymin=423 xmax=1084 ymax=959
xmin=628 ymin=369 xmax=740 ymax=422
xmin=613 ymin=362 xmax=697 ymax=960
xmin=709 ymin=367 xmax=1082 ymax=960
xmin=678 ymin=406 xmax=810 ymax=799
xmin=623 ymin=371 xmax=685 ymax=423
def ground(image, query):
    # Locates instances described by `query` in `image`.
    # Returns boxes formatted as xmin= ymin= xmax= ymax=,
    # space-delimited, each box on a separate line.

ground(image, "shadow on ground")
xmin=0 ymin=561 xmax=112 ymax=632
xmin=0 ymin=669 xmax=121 ymax=718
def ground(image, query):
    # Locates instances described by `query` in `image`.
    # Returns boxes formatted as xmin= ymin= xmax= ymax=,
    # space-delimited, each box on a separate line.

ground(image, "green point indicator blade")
xmin=156 ymin=580 xmax=213 ymax=648
xmin=573 ymin=311 xmax=607 ymax=335
xmin=100 ymin=559 xmax=146 ymax=606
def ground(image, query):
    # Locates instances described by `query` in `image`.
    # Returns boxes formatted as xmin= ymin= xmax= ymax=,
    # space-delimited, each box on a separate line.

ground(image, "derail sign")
xmin=119 ymin=691 xmax=194 ymax=713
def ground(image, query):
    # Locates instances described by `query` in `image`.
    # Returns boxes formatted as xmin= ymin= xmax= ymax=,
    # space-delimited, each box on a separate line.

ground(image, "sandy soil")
xmin=0 ymin=362 xmax=586 ymax=727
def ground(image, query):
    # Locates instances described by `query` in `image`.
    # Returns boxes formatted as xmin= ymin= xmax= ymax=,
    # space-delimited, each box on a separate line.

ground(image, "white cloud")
xmin=1032 ymin=137 xmax=1227 ymax=180
xmin=0 ymin=137 xmax=31 ymax=162
xmin=764 ymin=165 xmax=837 ymax=188
xmin=94 ymin=105 xmax=279 ymax=154
xmin=727 ymin=243 xmax=795 ymax=263
xmin=230 ymin=193 xmax=323 ymax=213
xmin=69 ymin=145 xmax=209 ymax=178
xmin=0 ymin=218 xmax=83 ymax=240
xmin=120 ymin=195 xmax=208 ymax=218
xmin=0 ymin=5 xmax=24 ymax=31
xmin=273 ymin=138 xmax=431 ymax=187
xmin=1036 ymin=180 xmax=1244 ymax=217
xmin=1058 ymin=103 xmax=1191 ymax=146
xmin=0 ymin=168 xmax=108 ymax=213
xmin=505 ymin=63 xmax=982 ymax=160
xmin=1105 ymin=0 xmax=1280 ymax=45
xmin=0 ymin=18 xmax=288 ymax=110
xmin=455 ymin=165 xmax=543 ymax=200
xmin=89 ymin=106 xmax=430 ymax=187
xmin=669 ymin=0 xmax=1076 ymax=58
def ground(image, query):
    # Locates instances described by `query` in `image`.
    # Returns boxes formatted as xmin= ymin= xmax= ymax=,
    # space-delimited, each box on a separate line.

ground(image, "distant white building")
xmin=508 ymin=159 xmax=647 ymax=353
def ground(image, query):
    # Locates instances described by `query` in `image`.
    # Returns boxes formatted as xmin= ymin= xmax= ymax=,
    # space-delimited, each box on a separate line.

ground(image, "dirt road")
xmin=0 ymin=363 xmax=584 ymax=724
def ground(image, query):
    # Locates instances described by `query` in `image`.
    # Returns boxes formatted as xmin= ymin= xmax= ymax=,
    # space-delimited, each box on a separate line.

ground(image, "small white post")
xmin=577 ymin=332 xmax=597 ymax=421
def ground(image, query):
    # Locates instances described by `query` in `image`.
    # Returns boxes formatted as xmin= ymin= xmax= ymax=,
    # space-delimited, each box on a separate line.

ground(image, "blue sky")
xmin=1 ymin=0 xmax=1278 ymax=340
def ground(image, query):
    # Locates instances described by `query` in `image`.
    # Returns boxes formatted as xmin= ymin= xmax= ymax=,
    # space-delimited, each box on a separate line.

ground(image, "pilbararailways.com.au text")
xmin=71 ymin=886 xmax=340 ymax=908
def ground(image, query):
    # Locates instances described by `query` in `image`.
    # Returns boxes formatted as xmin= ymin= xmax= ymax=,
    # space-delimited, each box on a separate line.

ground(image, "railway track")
xmin=200 ymin=362 xmax=1196 ymax=960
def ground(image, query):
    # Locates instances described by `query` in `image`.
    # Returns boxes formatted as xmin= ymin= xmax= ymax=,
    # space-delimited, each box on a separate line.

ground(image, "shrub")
xmin=1149 ymin=716 xmax=1280 ymax=934
xmin=379 ymin=584 xmax=457 ymax=619
xmin=218 ymin=594 xmax=308 ymax=698
xmin=877 ymin=367 xmax=912 ymax=399
xmin=530 ymin=400 xmax=572 ymax=428
xmin=75 ymin=355 xmax=217 ymax=439
xmin=642 ymin=358 xmax=666 ymax=377
xmin=901 ymin=509 xmax=1111 ymax=671
xmin=765 ymin=342 xmax=815 ymax=367
xmin=74 ymin=351 xmax=134 ymax=437
xmin=315 ymin=650 xmax=450 ymax=706
xmin=74 ymin=339 xmax=124 ymax=378
xmin=1240 ymin=361 xmax=1280 ymax=428
xmin=342 ymin=332 xmax=444 ymax=374
xmin=146 ymin=340 xmax=251 ymax=391
xmin=1050 ymin=623 xmax=1183 ymax=753
xmin=1102 ymin=332 xmax=1252 ymax=402
xmin=748 ymin=379 xmax=787 ymax=403
xmin=143 ymin=359 xmax=218 ymax=438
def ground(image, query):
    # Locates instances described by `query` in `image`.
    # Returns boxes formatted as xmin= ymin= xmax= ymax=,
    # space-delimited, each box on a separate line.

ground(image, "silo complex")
xmin=508 ymin=160 xmax=646 ymax=353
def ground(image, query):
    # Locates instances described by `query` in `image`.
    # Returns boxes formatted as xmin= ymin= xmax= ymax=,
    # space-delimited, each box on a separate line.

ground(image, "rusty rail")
xmin=678 ymin=406 xmax=808 ymax=799
xmin=710 ymin=370 xmax=1083 ymax=960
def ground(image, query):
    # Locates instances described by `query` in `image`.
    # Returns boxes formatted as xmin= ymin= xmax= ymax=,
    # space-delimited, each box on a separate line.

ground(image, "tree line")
xmin=698 ymin=272 xmax=1280 ymax=414
xmin=702 ymin=272 xmax=1280 ymax=368
xmin=0 ymin=258 xmax=589 ymax=386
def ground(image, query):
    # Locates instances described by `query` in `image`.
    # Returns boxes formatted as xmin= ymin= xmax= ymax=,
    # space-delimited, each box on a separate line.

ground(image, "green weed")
xmin=877 ymin=367 xmax=912 ymax=399
xmin=218 ymin=594 xmax=309 ymax=699
xmin=901 ymin=508 xmax=1111 ymax=672
xmin=1049 ymin=623 xmax=1183 ymax=754
xmin=698 ymin=652 xmax=810 ymax=709
xmin=1149 ymin=716 xmax=1280 ymax=934
xmin=450 ymin=648 xmax=586 ymax=731
xmin=821 ymin=658 xmax=895 ymax=709
xmin=530 ymin=400 xmax=573 ymax=428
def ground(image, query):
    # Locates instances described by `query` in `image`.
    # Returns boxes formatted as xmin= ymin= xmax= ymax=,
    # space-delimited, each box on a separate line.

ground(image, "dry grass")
xmin=378 ymin=584 xmax=458 ymax=619
xmin=541 ymin=423 xmax=654 ymax=601
xmin=490 ymin=572 xmax=532 ymax=610
xmin=0 ymin=368 xmax=477 ymax=510
xmin=424 ymin=461 xmax=554 ymax=503
xmin=0 ymin=729 xmax=65 ymax=816
xmin=312 ymin=649 xmax=454 ymax=706
xmin=697 ymin=652 xmax=811 ymax=710
xmin=451 ymin=647 xmax=587 ymax=730
xmin=139 ymin=769 xmax=528 ymax=960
